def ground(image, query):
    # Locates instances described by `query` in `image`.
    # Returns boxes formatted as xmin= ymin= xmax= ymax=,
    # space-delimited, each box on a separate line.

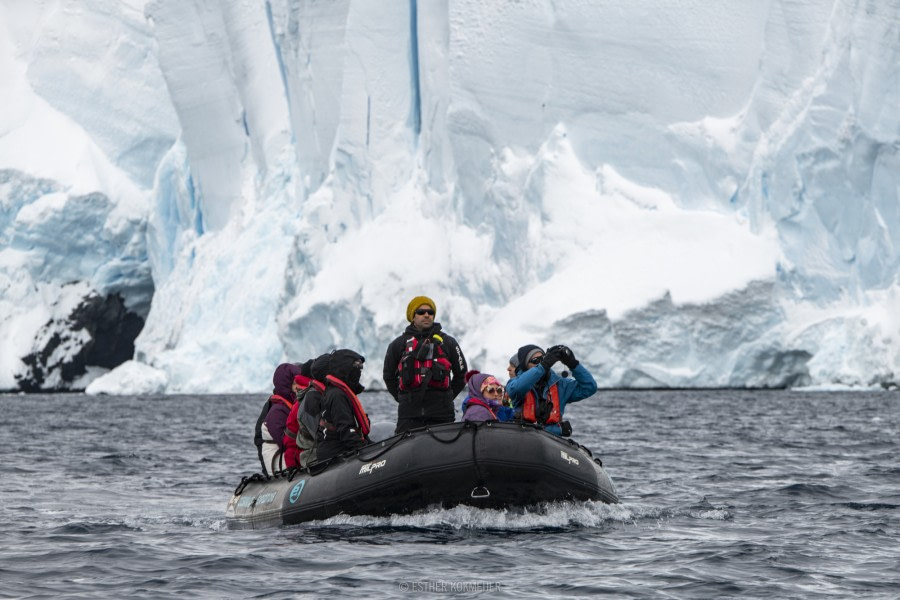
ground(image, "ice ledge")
xmin=85 ymin=360 xmax=168 ymax=396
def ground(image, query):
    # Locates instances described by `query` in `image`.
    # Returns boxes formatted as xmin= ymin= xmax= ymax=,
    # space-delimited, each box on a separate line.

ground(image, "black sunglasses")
xmin=415 ymin=309 xmax=435 ymax=316
xmin=528 ymin=355 xmax=544 ymax=365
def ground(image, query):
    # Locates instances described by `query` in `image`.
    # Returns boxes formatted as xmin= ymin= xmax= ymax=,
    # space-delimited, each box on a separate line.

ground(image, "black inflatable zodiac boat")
xmin=225 ymin=421 xmax=618 ymax=529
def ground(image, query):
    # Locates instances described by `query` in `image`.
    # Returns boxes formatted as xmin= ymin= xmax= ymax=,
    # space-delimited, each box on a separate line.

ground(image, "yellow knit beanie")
xmin=406 ymin=296 xmax=436 ymax=322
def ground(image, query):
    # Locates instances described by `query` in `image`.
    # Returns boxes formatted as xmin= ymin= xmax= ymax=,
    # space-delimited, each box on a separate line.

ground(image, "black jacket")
xmin=295 ymin=353 xmax=331 ymax=440
xmin=382 ymin=322 xmax=467 ymax=421
xmin=316 ymin=349 xmax=367 ymax=461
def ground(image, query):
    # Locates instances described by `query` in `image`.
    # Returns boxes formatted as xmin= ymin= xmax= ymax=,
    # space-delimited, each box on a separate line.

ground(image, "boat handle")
xmin=470 ymin=486 xmax=490 ymax=498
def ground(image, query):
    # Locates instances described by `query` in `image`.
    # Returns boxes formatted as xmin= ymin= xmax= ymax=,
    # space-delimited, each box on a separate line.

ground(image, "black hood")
xmin=298 ymin=358 xmax=314 ymax=378
xmin=327 ymin=349 xmax=365 ymax=393
xmin=310 ymin=352 xmax=332 ymax=382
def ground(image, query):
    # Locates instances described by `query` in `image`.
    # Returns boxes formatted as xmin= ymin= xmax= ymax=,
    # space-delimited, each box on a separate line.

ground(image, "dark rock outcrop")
xmin=15 ymin=292 xmax=144 ymax=392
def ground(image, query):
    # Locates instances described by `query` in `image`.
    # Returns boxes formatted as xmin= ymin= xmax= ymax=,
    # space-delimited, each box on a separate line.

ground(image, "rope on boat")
xmin=423 ymin=422 xmax=471 ymax=444
xmin=234 ymin=422 xmax=604 ymax=491
xmin=349 ymin=423 xmax=469 ymax=463
xmin=470 ymin=421 xmax=488 ymax=497
xmin=233 ymin=472 xmax=270 ymax=496
xmin=348 ymin=431 xmax=411 ymax=463
xmin=564 ymin=438 xmax=602 ymax=465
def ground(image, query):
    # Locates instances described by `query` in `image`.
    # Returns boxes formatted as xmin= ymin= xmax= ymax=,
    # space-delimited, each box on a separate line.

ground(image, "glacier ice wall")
xmin=1 ymin=0 xmax=899 ymax=393
xmin=0 ymin=0 xmax=174 ymax=389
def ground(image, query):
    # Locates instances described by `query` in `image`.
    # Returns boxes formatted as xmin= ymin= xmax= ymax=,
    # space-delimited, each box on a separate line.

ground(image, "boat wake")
xmin=293 ymin=500 xmax=635 ymax=530
xmin=287 ymin=497 xmax=733 ymax=534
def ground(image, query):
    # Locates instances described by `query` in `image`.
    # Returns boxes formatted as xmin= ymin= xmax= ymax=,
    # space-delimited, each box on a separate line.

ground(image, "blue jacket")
xmin=506 ymin=363 xmax=597 ymax=435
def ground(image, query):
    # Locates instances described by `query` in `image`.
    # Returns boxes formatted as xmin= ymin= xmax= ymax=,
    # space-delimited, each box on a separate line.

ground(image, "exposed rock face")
xmin=15 ymin=292 xmax=144 ymax=392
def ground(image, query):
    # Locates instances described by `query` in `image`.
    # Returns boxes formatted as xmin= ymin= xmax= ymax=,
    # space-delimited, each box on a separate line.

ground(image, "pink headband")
xmin=480 ymin=377 xmax=501 ymax=390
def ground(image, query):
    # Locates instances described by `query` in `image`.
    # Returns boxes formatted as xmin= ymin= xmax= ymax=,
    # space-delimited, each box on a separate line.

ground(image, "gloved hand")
xmin=539 ymin=347 xmax=561 ymax=371
xmin=557 ymin=345 xmax=579 ymax=369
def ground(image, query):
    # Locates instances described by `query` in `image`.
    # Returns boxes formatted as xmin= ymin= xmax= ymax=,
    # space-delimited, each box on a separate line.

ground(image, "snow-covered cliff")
xmin=1 ymin=0 xmax=899 ymax=393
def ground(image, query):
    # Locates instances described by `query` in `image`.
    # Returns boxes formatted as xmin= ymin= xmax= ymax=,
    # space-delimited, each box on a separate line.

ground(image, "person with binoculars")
xmin=506 ymin=344 xmax=597 ymax=437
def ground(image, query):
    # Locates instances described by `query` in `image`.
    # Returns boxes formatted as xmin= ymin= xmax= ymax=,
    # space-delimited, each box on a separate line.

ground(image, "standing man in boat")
xmin=383 ymin=295 xmax=468 ymax=434
xmin=506 ymin=344 xmax=597 ymax=437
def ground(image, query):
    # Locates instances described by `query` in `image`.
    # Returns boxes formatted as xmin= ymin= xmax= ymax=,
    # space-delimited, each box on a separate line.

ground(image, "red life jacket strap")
xmin=324 ymin=375 xmax=371 ymax=437
xmin=465 ymin=397 xmax=497 ymax=419
xmin=270 ymin=394 xmax=294 ymax=409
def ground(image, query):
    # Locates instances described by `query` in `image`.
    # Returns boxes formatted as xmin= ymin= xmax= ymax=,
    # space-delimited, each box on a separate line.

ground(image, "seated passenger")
xmin=283 ymin=353 xmax=331 ymax=469
xmin=281 ymin=357 xmax=321 ymax=469
xmin=316 ymin=349 xmax=371 ymax=462
xmin=254 ymin=362 xmax=303 ymax=475
xmin=506 ymin=354 xmax=519 ymax=380
xmin=503 ymin=354 xmax=520 ymax=406
xmin=461 ymin=371 xmax=514 ymax=422
xmin=506 ymin=344 xmax=597 ymax=437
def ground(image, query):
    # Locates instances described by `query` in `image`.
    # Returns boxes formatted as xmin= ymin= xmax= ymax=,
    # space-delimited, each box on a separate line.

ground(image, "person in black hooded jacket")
xmin=382 ymin=295 xmax=467 ymax=434
xmin=316 ymin=349 xmax=370 ymax=462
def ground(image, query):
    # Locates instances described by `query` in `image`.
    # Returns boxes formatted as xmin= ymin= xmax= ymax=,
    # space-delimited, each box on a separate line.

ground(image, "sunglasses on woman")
xmin=528 ymin=355 xmax=544 ymax=365
xmin=482 ymin=385 xmax=504 ymax=395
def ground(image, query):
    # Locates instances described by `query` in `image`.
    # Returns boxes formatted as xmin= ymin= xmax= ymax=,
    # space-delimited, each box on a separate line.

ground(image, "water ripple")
xmin=2 ymin=390 xmax=899 ymax=599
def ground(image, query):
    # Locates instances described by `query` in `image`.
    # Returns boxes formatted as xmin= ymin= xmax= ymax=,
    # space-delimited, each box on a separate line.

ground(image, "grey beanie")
xmin=516 ymin=344 xmax=544 ymax=370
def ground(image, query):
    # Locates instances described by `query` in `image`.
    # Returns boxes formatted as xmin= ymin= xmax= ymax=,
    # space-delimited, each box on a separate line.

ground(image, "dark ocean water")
xmin=1 ymin=389 xmax=898 ymax=599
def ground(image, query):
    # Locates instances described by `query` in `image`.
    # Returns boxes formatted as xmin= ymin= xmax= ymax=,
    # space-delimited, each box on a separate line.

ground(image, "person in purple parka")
xmin=460 ymin=371 xmax=514 ymax=423
xmin=254 ymin=362 xmax=303 ymax=475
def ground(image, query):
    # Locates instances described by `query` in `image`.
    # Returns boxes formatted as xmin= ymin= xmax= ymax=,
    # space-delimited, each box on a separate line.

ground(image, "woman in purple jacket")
xmin=461 ymin=371 xmax=514 ymax=422
xmin=255 ymin=362 xmax=303 ymax=475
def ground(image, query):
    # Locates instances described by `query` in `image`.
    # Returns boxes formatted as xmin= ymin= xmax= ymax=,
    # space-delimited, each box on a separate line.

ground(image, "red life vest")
xmin=282 ymin=380 xmax=325 ymax=469
xmin=522 ymin=383 xmax=561 ymax=425
xmin=325 ymin=374 xmax=371 ymax=437
xmin=398 ymin=334 xmax=451 ymax=391
xmin=283 ymin=380 xmax=329 ymax=469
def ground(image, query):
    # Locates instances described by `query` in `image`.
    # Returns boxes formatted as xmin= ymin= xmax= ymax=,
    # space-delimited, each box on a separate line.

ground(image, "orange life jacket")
xmin=522 ymin=383 xmax=561 ymax=425
xmin=398 ymin=335 xmax=451 ymax=391
xmin=325 ymin=374 xmax=371 ymax=437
